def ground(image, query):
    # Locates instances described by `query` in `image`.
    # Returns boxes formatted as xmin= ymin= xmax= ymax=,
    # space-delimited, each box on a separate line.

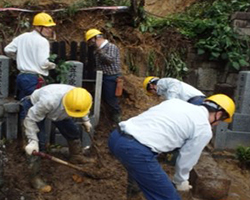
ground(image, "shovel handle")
xmin=32 ymin=151 xmax=84 ymax=172
xmin=32 ymin=151 xmax=52 ymax=160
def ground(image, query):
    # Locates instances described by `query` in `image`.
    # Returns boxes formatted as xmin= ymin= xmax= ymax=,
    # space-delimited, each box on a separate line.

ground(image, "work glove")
xmin=41 ymin=62 xmax=56 ymax=70
xmin=25 ymin=140 xmax=39 ymax=155
xmin=82 ymin=120 xmax=92 ymax=133
xmin=175 ymin=181 xmax=193 ymax=191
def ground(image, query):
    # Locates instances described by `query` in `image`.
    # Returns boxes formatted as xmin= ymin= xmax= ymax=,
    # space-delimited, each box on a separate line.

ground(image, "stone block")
xmin=231 ymin=12 xmax=250 ymax=20
xmin=232 ymin=19 xmax=248 ymax=28
xmin=5 ymin=113 xmax=18 ymax=140
xmin=213 ymin=122 xmax=228 ymax=150
xmin=214 ymin=83 xmax=235 ymax=99
xmin=66 ymin=61 xmax=83 ymax=87
xmin=197 ymin=68 xmax=217 ymax=91
xmin=224 ymin=130 xmax=250 ymax=149
xmin=225 ymin=73 xmax=238 ymax=87
xmin=190 ymin=153 xmax=231 ymax=200
xmin=3 ymin=102 xmax=19 ymax=113
xmin=236 ymin=27 xmax=250 ymax=36
xmin=231 ymin=113 xmax=250 ymax=132
xmin=0 ymin=56 xmax=9 ymax=98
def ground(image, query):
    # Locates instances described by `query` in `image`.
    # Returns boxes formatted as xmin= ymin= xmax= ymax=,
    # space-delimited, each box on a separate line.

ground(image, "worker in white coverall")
xmin=108 ymin=94 xmax=235 ymax=200
xmin=22 ymin=84 xmax=94 ymax=192
xmin=143 ymin=76 xmax=206 ymax=105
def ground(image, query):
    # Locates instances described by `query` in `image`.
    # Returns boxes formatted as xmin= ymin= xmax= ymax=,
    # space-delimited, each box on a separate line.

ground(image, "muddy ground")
xmin=1 ymin=76 xmax=250 ymax=200
xmin=1 ymin=1 xmax=250 ymax=200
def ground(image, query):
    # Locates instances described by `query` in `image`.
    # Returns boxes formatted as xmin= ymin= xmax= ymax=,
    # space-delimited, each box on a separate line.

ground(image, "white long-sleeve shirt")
xmin=4 ymin=30 xmax=51 ymax=76
xmin=119 ymin=99 xmax=212 ymax=184
xmin=24 ymin=84 xmax=89 ymax=141
xmin=157 ymin=78 xmax=205 ymax=101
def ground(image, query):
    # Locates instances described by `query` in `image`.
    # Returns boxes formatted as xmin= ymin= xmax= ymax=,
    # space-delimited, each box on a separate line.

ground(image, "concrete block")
xmin=224 ymin=130 xmax=250 ymax=149
xmin=3 ymin=102 xmax=20 ymax=113
xmin=190 ymin=153 xmax=231 ymax=200
xmin=0 ymin=56 xmax=9 ymax=98
xmin=231 ymin=113 xmax=250 ymax=132
xmin=5 ymin=113 xmax=18 ymax=140
xmin=213 ymin=122 xmax=229 ymax=150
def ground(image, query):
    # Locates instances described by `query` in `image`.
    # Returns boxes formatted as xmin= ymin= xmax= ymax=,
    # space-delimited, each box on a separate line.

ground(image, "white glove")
xmin=41 ymin=62 xmax=56 ymax=70
xmin=82 ymin=120 xmax=92 ymax=133
xmin=25 ymin=140 xmax=39 ymax=155
xmin=175 ymin=181 xmax=192 ymax=191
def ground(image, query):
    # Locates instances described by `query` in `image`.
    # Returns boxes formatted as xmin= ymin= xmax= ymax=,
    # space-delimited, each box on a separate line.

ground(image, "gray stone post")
xmin=0 ymin=56 xmax=10 ymax=99
xmin=214 ymin=71 xmax=250 ymax=149
xmin=66 ymin=61 xmax=83 ymax=87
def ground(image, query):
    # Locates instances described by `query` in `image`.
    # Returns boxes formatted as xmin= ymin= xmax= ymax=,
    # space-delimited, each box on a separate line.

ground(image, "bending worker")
xmin=22 ymin=84 xmax=94 ymax=192
xmin=108 ymin=94 xmax=235 ymax=200
xmin=143 ymin=76 xmax=206 ymax=105
xmin=85 ymin=28 xmax=122 ymax=123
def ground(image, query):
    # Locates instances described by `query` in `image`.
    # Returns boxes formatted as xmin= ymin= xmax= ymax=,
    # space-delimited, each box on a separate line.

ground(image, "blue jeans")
xmin=17 ymin=73 xmax=39 ymax=119
xmin=102 ymin=74 xmax=121 ymax=114
xmin=16 ymin=73 xmax=39 ymax=100
xmin=108 ymin=129 xmax=181 ymax=200
xmin=21 ymin=98 xmax=81 ymax=152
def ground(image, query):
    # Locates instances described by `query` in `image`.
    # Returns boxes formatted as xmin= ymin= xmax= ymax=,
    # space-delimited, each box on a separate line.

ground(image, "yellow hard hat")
xmin=85 ymin=29 xmax=102 ymax=41
xmin=205 ymin=94 xmax=235 ymax=123
xmin=33 ymin=13 xmax=56 ymax=27
xmin=143 ymin=76 xmax=159 ymax=95
xmin=63 ymin=88 xmax=92 ymax=118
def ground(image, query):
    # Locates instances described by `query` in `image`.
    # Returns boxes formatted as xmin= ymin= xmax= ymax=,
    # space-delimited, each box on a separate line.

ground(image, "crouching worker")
xmin=108 ymin=94 xmax=235 ymax=200
xmin=22 ymin=84 xmax=95 ymax=192
xmin=143 ymin=76 xmax=206 ymax=105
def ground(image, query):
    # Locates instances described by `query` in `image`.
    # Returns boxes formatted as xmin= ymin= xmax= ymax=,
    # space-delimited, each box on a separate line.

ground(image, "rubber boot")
xmin=127 ymin=175 xmax=141 ymax=199
xmin=67 ymin=139 xmax=96 ymax=164
xmin=111 ymin=112 xmax=121 ymax=123
xmin=28 ymin=155 xmax=52 ymax=193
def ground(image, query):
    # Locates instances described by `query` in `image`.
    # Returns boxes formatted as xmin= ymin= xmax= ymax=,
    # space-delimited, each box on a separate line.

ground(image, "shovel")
xmin=32 ymin=151 xmax=86 ymax=172
xmin=32 ymin=151 xmax=110 ymax=179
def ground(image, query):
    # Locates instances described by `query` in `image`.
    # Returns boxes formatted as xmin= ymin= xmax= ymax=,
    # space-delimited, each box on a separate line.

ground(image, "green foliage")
xmin=126 ymin=52 xmax=139 ymax=75
xmin=139 ymin=16 xmax=156 ymax=33
xmin=47 ymin=54 xmax=72 ymax=84
xmin=2 ymin=0 xmax=12 ymax=7
xmin=164 ymin=52 xmax=188 ymax=79
xmin=236 ymin=145 xmax=250 ymax=167
xmin=140 ymin=0 xmax=250 ymax=71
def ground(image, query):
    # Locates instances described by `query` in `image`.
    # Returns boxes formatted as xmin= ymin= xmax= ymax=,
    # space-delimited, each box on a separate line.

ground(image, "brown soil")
xmin=1 ymin=1 xmax=250 ymax=200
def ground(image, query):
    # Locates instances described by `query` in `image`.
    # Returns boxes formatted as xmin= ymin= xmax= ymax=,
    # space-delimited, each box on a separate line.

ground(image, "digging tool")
xmin=81 ymin=124 xmax=105 ymax=167
xmin=87 ymin=130 xmax=105 ymax=167
xmin=32 ymin=151 xmax=110 ymax=179
xmin=32 ymin=151 xmax=86 ymax=172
